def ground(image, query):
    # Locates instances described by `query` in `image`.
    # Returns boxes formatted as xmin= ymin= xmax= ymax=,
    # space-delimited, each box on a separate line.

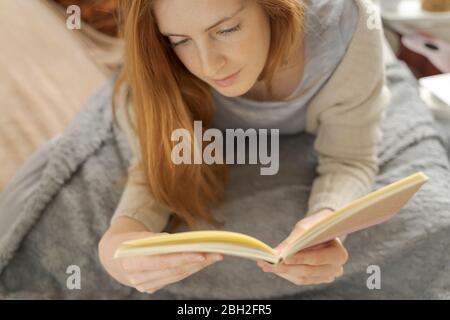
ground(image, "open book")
xmin=114 ymin=172 xmax=429 ymax=265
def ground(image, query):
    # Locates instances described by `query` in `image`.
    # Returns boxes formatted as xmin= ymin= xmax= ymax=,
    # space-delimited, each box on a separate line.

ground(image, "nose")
xmin=197 ymin=41 xmax=226 ymax=79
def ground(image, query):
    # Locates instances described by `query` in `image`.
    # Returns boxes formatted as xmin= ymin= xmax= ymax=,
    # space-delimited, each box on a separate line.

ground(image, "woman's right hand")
xmin=99 ymin=230 xmax=224 ymax=294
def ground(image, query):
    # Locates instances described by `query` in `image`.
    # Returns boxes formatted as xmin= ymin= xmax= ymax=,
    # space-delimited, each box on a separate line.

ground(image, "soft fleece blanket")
xmin=0 ymin=59 xmax=449 ymax=299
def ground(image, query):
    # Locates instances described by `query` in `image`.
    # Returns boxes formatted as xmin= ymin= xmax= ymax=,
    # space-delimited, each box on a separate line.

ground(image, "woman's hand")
xmin=256 ymin=209 xmax=348 ymax=286
xmin=99 ymin=218 xmax=224 ymax=294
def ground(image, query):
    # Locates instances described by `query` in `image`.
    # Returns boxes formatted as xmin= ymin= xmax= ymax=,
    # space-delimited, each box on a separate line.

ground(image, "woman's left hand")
xmin=256 ymin=209 xmax=348 ymax=286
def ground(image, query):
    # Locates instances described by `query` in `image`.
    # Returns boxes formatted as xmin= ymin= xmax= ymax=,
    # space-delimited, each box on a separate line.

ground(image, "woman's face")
xmin=153 ymin=0 xmax=271 ymax=97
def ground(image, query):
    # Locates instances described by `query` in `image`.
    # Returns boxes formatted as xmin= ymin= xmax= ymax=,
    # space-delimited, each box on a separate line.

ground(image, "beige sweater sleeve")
xmin=110 ymin=90 xmax=172 ymax=232
xmin=304 ymin=0 xmax=391 ymax=217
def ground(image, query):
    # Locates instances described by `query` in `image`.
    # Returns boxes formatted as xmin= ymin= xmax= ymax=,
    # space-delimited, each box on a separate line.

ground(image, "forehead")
xmin=153 ymin=0 xmax=246 ymax=32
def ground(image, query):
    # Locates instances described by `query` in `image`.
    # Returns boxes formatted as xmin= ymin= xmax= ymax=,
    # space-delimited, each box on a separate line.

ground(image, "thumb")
xmin=274 ymin=223 xmax=305 ymax=254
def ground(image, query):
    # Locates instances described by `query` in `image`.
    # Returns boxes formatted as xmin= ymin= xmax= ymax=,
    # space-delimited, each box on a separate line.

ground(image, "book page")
xmin=282 ymin=172 xmax=428 ymax=258
xmin=120 ymin=230 xmax=277 ymax=255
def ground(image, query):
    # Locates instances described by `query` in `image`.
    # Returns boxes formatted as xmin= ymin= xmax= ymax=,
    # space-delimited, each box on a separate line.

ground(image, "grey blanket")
xmin=0 ymin=59 xmax=449 ymax=299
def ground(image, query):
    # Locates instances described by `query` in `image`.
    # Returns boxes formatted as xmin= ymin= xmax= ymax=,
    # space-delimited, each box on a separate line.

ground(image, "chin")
xmin=216 ymin=88 xmax=244 ymax=98
xmin=213 ymin=83 xmax=253 ymax=98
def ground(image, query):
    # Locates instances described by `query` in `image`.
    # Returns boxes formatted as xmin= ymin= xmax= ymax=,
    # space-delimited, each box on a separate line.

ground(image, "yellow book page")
xmin=122 ymin=230 xmax=277 ymax=255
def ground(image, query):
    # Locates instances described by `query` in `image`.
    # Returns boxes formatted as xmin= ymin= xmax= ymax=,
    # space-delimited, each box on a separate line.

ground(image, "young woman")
xmin=98 ymin=0 xmax=390 ymax=294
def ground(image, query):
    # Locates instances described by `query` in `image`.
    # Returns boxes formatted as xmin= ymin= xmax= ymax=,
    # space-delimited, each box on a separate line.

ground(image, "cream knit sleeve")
xmin=306 ymin=79 xmax=390 ymax=217
xmin=110 ymin=88 xmax=172 ymax=232
xmin=304 ymin=0 xmax=391 ymax=217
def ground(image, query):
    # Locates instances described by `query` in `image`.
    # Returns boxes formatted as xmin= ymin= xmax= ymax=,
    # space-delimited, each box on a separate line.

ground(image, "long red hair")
xmin=112 ymin=0 xmax=304 ymax=231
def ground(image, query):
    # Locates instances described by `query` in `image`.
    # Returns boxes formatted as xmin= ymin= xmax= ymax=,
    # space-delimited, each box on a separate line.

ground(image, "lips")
xmin=215 ymin=71 xmax=238 ymax=81
xmin=213 ymin=70 xmax=241 ymax=87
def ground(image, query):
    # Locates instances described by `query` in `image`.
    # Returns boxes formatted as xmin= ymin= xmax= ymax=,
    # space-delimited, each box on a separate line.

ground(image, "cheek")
xmin=238 ymin=26 xmax=270 ymax=65
xmin=174 ymin=42 xmax=246 ymax=77
xmin=223 ymin=30 xmax=265 ymax=68
xmin=233 ymin=40 xmax=253 ymax=61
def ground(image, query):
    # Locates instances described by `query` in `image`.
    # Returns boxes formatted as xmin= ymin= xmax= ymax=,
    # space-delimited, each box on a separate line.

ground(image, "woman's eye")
xmin=171 ymin=39 xmax=189 ymax=48
xmin=218 ymin=24 xmax=241 ymax=35
xmin=170 ymin=24 xmax=241 ymax=48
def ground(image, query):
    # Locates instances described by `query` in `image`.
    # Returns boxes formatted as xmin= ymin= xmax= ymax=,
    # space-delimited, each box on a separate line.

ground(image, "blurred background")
xmin=0 ymin=0 xmax=122 ymax=190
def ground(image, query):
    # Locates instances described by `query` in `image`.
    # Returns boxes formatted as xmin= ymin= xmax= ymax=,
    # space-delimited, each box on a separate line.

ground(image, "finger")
xmin=120 ymin=252 xmax=208 ymax=273
xmin=127 ymin=260 xmax=211 ymax=286
xmin=276 ymin=210 xmax=336 ymax=249
xmin=135 ymin=258 xmax=218 ymax=292
xmin=262 ymin=263 xmax=343 ymax=278
xmin=283 ymin=242 xmax=348 ymax=266
xmin=274 ymin=223 xmax=335 ymax=254
xmin=128 ymin=254 xmax=222 ymax=286
xmin=136 ymin=284 xmax=165 ymax=294
xmin=274 ymin=223 xmax=306 ymax=253
xmin=276 ymin=272 xmax=337 ymax=286
xmin=303 ymin=239 xmax=335 ymax=251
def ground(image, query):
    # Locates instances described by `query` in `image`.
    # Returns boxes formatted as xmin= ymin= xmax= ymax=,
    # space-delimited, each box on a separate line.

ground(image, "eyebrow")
xmin=161 ymin=2 xmax=246 ymax=37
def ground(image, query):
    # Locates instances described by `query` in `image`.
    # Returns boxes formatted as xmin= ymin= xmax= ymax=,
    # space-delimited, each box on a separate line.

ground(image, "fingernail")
xmin=194 ymin=255 xmax=206 ymax=262
xmin=274 ymin=246 xmax=283 ymax=254
xmin=209 ymin=254 xmax=223 ymax=262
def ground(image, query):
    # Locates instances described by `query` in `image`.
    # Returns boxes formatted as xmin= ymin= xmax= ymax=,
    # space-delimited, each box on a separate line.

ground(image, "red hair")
xmin=113 ymin=0 xmax=304 ymax=231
